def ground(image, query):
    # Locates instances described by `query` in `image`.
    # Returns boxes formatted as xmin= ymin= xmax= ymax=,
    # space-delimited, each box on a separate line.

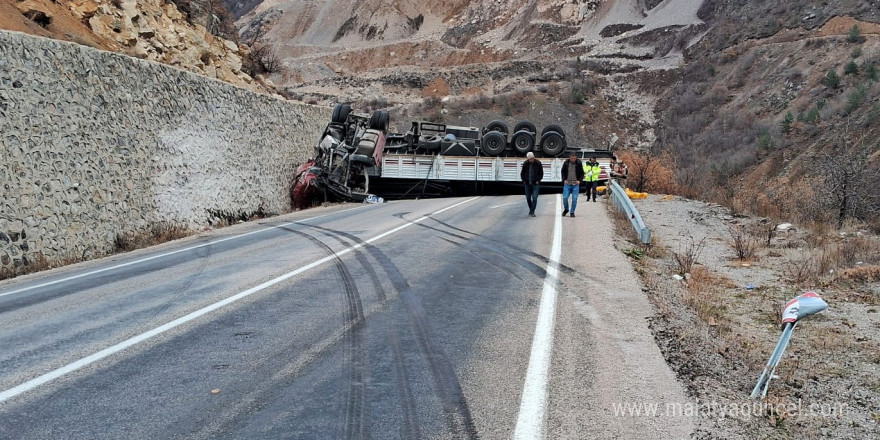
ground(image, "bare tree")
xmin=624 ymin=148 xmax=676 ymax=193
xmin=240 ymin=20 xmax=283 ymax=76
xmin=820 ymin=130 xmax=880 ymax=228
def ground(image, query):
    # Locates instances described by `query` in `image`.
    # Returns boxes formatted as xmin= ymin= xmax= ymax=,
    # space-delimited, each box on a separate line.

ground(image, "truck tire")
xmin=511 ymin=130 xmax=535 ymax=154
xmin=419 ymin=134 xmax=442 ymax=151
xmin=369 ymin=110 xmax=389 ymax=132
xmin=540 ymin=131 xmax=566 ymax=156
xmin=379 ymin=110 xmax=389 ymax=132
xmin=485 ymin=120 xmax=509 ymax=135
xmin=481 ymin=131 xmax=506 ymax=156
xmin=541 ymin=124 xmax=565 ymax=137
xmin=332 ymin=103 xmax=351 ymax=124
xmin=514 ymin=121 xmax=536 ymax=134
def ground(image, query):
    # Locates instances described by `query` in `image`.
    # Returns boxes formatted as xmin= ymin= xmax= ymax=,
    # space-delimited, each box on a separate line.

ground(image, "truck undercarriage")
xmin=291 ymin=104 xmax=612 ymax=208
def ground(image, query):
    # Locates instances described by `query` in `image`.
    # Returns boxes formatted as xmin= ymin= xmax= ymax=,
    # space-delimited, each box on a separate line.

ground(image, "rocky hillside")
xmin=649 ymin=1 xmax=880 ymax=228
xmin=1 ymin=0 xmax=264 ymax=92
xmin=228 ymin=0 xmax=708 ymax=149
xmin=4 ymin=0 xmax=878 ymax=224
xmin=234 ymin=0 xmax=879 ymax=226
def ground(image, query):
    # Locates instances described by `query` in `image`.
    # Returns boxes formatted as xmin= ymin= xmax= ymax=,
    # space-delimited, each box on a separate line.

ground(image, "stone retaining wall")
xmin=0 ymin=30 xmax=326 ymax=276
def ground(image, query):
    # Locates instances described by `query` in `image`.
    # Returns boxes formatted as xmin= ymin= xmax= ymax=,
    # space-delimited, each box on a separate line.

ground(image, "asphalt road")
xmin=0 ymin=195 xmax=693 ymax=439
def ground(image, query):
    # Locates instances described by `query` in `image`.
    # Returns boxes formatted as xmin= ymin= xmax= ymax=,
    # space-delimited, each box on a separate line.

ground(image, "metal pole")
xmin=750 ymin=322 xmax=796 ymax=399
xmin=750 ymin=291 xmax=827 ymax=399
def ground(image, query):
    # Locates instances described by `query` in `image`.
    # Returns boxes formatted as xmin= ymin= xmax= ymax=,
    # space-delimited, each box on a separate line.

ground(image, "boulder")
xmin=69 ymin=0 xmax=101 ymax=20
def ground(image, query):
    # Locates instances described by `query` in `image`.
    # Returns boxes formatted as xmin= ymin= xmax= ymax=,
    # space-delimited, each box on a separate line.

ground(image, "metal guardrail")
xmin=608 ymin=180 xmax=651 ymax=245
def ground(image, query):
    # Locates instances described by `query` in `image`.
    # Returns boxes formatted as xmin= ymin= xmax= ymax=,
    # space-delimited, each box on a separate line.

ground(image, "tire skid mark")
xmin=276 ymin=226 xmax=367 ymax=440
xmin=432 ymin=229 xmax=547 ymax=280
xmin=189 ymin=315 xmax=361 ymax=439
xmin=411 ymin=216 xmax=598 ymax=310
xmin=385 ymin=320 xmax=421 ymax=440
xmin=137 ymin=238 xmax=213 ymax=329
xmin=436 ymin=236 xmax=525 ymax=281
xmin=423 ymin=216 xmax=593 ymax=279
xmin=309 ymin=226 xmax=387 ymax=302
xmin=298 ymin=224 xmax=421 ymax=439
xmin=400 ymin=289 xmax=480 ymax=439
xmin=301 ymin=224 xmax=478 ymax=440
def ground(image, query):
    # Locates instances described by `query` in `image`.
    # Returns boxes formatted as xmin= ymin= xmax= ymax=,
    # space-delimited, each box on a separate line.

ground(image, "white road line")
xmin=0 ymin=206 xmax=365 ymax=299
xmin=489 ymin=201 xmax=519 ymax=209
xmin=0 ymin=197 xmax=478 ymax=404
xmin=513 ymin=194 xmax=563 ymax=439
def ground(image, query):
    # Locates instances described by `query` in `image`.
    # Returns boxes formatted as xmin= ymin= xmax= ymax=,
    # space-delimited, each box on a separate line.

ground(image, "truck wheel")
xmin=485 ymin=120 xmax=509 ymax=135
xmin=541 ymin=124 xmax=565 ymax=137
xmin=332 ymin=103 xmax=351 ymax=123
xmin=514 ymin=121 xmax=536 ymax=134
xmin=540 ymin=131 xmax=566 ymax=156
xmin=370 ymin=110 xmax=389 ymax=132
xmin=511 ymin=131 xmax=535 ymax=154
xmin=379 ymin=110 xmax=389 ymax=133
xmin=481 ymin=131 xmax=506 ymax=156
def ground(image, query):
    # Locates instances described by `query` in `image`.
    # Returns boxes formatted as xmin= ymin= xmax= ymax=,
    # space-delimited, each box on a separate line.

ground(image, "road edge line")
xmin=513 ymin=193 xmax=563 ymax=439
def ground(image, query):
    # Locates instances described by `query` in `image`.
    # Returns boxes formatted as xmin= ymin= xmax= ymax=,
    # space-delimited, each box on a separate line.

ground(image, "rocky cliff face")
xmin=1 ymin=0 xmax=264 ymax=93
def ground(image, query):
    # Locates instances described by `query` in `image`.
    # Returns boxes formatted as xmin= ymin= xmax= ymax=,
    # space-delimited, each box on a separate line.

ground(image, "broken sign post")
xmin=750 ymin=291 xmax=828 ymax=399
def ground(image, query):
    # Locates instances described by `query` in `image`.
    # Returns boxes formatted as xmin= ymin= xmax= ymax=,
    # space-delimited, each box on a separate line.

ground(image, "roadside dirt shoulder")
xmin=615 ymin=194 xmax=880 ymax=439
xmin=551 ymin=198 xmax=695 ymax=439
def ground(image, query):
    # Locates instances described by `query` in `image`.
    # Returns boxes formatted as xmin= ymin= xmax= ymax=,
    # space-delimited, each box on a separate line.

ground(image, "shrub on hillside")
xmin=243 ymin=45 xmax=281 ymax=76
xmin=844 ymin=61 xmax=859 ymax=75
xmin=617 ymin=150 xmax=677 ymax=194
xmin=780 ymin=111 xmax=794 ymax=134
xmin=822 ymin=69 xmax=841 ymax=88
xmin=845 ymin=85 xmax=868 ymax=114
xmin=866 ymin=63 xmax=878 ymax=82
xmin=805 ymin=107 xmax=820 ymax=124
xmin=848 ymin=24 xmax=864 ymax=43
xmin=728 ymin=224 xmax=759 ymax=261
xmin=758 ymin=131 xmax=775 ymax=151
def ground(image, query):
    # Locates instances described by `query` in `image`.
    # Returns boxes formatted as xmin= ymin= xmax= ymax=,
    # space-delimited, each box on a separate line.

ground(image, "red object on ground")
xmin=291 ymin=160 xmax=319 ymax=210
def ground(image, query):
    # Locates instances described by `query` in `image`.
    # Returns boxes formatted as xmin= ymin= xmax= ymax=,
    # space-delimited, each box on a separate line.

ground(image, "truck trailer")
xmin=291 ymin=104 xmax=615 ymax=208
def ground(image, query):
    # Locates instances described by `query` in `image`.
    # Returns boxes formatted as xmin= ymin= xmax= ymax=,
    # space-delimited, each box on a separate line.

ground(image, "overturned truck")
xmin=292 ymin=104 xmax=613 ymax=208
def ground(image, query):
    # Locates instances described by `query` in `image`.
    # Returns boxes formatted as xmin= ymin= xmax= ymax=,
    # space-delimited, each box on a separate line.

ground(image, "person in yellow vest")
xmin=583 ymin=157 xmax=602 ymax=202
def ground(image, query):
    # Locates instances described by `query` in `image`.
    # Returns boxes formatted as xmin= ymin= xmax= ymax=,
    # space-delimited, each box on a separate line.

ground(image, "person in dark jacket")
xmin=520 ymin=152 xmax=544 ymax=217
xmin=560 ymin=152 xmax=584 ymax=217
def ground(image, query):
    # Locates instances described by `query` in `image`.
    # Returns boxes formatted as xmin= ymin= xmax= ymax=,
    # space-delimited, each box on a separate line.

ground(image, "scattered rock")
xmin=776 ymin=223 xmax=794 ymax=232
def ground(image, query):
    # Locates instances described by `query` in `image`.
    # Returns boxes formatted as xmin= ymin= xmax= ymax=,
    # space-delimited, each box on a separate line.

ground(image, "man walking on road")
xmin=560 ymin=152 xmax=584 ymax=217
xmin=585 ymin=157 xmax=601 ymax=202
xmin=520 ymin=152 xmax=543 ymax=217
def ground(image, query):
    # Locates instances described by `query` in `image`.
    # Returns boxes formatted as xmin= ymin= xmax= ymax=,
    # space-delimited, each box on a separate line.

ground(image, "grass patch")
xmin=115 ymin=223 xmax=192 ymax=253
xmin=671 ymin=235 xmax=706 ymax=275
